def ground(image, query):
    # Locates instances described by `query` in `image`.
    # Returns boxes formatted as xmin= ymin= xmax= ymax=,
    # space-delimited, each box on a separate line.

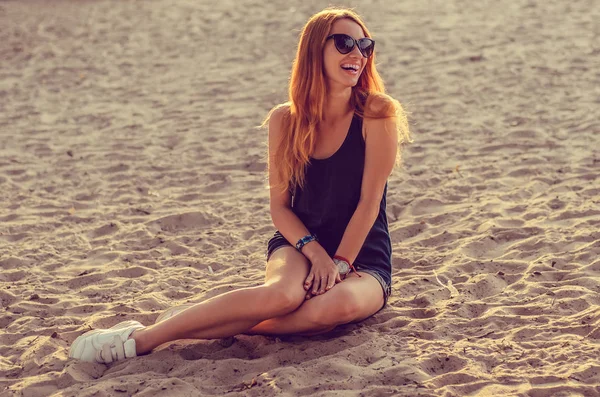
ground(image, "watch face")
xmin=336 ymin=260 xmax=350 ymax=275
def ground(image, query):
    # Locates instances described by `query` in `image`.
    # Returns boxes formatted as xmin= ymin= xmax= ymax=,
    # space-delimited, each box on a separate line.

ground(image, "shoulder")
xmin=360 ymin=92 xmax=411 ymax=148
xmin=268 ymin=103 xmax=291 ymax=127
xmin=266 ymin=103 xmax=291 ymax=142
xmin=362 ymin=116 xmax=398 ymax=146
xmin=263 ymin=103 xmax=290 ymax=146
xmin=362 ymin=94 xmax=398 ymax=142
xmin=364 ymin=92 xmax=398 ymax=118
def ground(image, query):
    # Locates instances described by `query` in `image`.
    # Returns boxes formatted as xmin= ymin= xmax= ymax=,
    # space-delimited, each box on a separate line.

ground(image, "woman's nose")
xmin=349 ymin=43 xmax=363 ymax=58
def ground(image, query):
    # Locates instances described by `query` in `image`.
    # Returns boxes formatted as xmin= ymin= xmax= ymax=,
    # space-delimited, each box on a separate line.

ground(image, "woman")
xmin=69 ymin=7 xmax=410 ymax=363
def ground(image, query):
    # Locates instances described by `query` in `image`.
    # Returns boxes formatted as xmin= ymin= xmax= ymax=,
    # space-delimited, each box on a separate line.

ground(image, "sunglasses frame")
xmin=326 ymin=33 xmax=375 ymax=58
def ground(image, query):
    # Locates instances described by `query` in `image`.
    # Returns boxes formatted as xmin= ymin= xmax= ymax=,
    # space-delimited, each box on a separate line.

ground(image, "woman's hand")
xmin=303 ymin=251 xmax=342 ymax=297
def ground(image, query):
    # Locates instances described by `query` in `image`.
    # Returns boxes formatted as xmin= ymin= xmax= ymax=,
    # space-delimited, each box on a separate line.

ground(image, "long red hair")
xmin=265 ymin=7 xmax=410 ymax=193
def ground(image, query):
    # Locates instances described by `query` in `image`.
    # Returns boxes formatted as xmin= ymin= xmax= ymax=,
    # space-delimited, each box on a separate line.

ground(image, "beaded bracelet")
xmin=296 ymin=233 xmax=318 ymax=251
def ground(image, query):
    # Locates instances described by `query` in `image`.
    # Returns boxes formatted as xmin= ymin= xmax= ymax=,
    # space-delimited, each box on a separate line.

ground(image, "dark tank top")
xmin=291 ymin=113 xmax=392 ymax=273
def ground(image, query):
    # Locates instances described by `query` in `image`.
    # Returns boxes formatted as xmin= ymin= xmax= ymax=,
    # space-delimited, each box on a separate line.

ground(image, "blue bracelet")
xmin=296 ymin=234 xmax=317 ymax=251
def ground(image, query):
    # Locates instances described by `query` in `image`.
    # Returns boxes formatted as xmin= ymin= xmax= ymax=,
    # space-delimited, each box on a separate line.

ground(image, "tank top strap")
xmin=346 ymin=113 xmax=365 ymax=150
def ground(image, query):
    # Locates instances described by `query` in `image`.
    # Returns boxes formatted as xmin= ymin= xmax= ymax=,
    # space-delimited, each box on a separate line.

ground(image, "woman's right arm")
xmin=267 ymin=106 xmax=340 ymax=296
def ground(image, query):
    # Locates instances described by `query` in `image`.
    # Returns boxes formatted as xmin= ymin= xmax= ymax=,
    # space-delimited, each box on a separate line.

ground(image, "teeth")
xmin=341 ymin=64 xmax=360 ymax=70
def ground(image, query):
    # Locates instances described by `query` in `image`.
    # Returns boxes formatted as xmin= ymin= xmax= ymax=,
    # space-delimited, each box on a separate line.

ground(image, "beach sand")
xmin=1 ymin=0 xmax=599 ymax=395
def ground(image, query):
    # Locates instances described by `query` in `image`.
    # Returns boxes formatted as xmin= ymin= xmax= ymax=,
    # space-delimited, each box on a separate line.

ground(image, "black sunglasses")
xmin=326 ymin=33 xmax=375 ymax=58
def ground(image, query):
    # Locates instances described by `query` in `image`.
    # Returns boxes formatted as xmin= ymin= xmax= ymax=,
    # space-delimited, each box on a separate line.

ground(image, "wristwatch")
xmin=333 ymin=257 xmax=351 ymax=276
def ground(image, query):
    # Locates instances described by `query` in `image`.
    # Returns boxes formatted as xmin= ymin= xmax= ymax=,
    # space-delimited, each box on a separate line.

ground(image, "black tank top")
xmin=291 ymin=113 xmax=392 ymax=273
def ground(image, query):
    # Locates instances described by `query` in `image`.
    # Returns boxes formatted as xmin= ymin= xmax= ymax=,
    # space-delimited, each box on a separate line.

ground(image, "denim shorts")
xmin=266 ymin=232 xmax=392 ymax=308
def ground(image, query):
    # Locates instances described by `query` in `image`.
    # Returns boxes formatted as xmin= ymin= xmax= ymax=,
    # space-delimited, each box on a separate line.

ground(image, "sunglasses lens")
xmin=330 ymin=34 xmax=374 ymax=58
xmin=358 ymin=39 xmax=374 ymax=57
xmin=334 ymin=34 xmax=354 ymax=54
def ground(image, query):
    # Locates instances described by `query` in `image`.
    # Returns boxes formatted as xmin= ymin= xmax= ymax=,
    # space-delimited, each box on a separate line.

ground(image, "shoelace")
xmin=96 ymin=335 xmax=127 ymax=364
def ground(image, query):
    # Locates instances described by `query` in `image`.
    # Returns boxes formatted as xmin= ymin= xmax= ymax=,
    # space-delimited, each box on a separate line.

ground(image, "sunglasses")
xmin=326 ymin=33 xmax=375 ymax=58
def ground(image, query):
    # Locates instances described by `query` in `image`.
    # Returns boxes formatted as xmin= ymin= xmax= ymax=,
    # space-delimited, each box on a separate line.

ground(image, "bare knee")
xmin=262 ymin=284 xmax=305 ymax=317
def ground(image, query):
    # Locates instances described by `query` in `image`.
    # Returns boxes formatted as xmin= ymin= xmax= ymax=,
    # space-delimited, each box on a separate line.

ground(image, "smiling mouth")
xmin=341 ymin=64 xmax=360 ymax=74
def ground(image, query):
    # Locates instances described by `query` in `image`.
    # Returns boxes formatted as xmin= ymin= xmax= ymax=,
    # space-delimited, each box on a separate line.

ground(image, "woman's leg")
xmin=246 ymin=272 xmax=385 ymax=336
xmin=132 ymin=247 xmax=309 ymax=354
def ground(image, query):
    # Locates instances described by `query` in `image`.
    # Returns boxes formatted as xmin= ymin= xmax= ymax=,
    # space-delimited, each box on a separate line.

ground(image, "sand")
xmin=1 ymin=0 xmax=599 ymax=396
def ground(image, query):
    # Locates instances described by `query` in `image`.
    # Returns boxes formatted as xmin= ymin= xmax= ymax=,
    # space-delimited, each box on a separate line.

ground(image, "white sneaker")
xmin=69 ymin=320 xmax=145 ymax=363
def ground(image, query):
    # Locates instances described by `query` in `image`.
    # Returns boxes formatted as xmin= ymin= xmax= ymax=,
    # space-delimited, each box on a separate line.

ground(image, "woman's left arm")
xmin=334 ymin=115 xmax=398 ymax=265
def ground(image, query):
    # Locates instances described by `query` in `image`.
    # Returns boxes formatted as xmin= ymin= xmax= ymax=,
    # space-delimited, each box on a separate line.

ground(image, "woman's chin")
xmin=342 ymin=77 xmax=360 ymax=88
xmin=326 ymin=75 xmax=360 ymax=90
xmin=342 ymin=74 xmax=361 ymax=87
